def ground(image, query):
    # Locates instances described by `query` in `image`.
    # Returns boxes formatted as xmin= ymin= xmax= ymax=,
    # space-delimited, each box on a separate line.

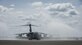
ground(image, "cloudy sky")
xmin=0 ymin=0 xmax=82 ymax=38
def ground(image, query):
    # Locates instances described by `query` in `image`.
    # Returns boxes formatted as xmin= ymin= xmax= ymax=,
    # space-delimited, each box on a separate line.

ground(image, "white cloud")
xmin=32 ymin=2 xmax=43 ymax=7
xmin=0 ymin=5 xmax=14 ymax=13
xmin=45 ymin=3 xmax=74 ymax=11
xmin=0 ymin=5 xmax=8 ymax=12
xmin=31 ymin=2 xmax=79 ymax=17
xmin=45 ymin=3 xmax=78 ymax=17
xmin=31 ymin=2 xmax=45 ymax=10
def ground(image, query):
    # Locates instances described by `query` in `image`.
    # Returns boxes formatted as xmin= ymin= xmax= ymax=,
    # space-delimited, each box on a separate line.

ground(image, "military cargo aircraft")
xmin=16 ymin=23 xmax=51 ymax=40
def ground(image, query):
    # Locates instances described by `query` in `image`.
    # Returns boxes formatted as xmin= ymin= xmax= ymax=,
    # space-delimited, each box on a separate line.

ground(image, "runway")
xmin=0 ymin=37 xmax=82 ymax=45
xmin=0 ymin=40 xmax=82 ymax=45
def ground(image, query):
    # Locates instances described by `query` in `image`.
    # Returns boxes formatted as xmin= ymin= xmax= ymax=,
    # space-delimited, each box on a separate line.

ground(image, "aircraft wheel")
xmin=28 ymin=38 xmax=32 ymax=40
xmin=36 ymin=38 xmax=40 ymax=40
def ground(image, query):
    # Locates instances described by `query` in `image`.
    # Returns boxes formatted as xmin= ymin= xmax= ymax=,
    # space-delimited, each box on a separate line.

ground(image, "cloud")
xmin=31 ymin=2 xmax=79 ymax=17
xmin=0 ymin=5 xmax=14 ymax=13
xmin=31 ymin=2 xmax=45 ymax=10
xmin=69 ymin=10 xmax=78 ymax=15
xmin=45 ymin=3 xmax=79 ymax=17
xmin=32 ymin=2 xmax=43 ymax=7
xmin=46 ymin=3 xmax=74 ymax=11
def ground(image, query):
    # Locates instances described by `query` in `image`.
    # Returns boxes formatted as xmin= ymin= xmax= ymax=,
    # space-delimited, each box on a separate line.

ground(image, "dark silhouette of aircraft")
xmin=21 ymin=23 xmax=41 ymax=40
xmin=15 ymin=18 xmax=52 ymax=40
xmin=16 ymin=23 xmax=51 ymax=40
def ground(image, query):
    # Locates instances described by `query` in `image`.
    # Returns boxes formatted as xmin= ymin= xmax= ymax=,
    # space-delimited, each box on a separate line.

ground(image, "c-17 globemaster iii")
xmin=16 ymin=23 xmax=51 ymax=40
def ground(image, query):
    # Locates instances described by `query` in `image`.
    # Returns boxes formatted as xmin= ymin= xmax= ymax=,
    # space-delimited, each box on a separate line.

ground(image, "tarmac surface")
xmin=0 ymin=40 xmax=82 ymax=45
